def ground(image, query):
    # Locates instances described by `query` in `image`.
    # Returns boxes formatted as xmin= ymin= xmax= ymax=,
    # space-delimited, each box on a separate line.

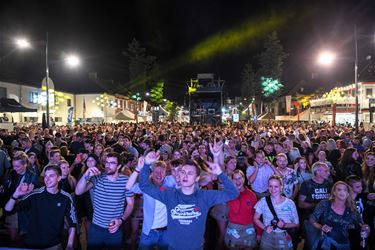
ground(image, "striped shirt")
xmin=91 ymin=174 xmax=133 ymax=228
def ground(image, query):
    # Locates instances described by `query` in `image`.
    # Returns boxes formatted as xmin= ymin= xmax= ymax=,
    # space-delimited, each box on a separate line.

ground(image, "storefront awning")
xmin=114 ymin=110 xmax=134 ymax=120
xmin=0 ymin=98 xmax=37 ymax=113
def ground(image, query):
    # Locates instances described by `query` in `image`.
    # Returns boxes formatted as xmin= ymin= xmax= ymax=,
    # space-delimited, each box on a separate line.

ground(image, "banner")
xmin=67 ymin=107 xmax=74 ymax=124
xmin=286 ymin=95 xmax=292 ymax=113
xmin=83 ymin=97 xmax=86 ymax=119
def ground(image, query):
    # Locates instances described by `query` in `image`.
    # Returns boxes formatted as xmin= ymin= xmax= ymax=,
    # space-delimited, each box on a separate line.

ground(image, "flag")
xmin=67 ymin=107 xmax=74 ymax=125
xmin=83 ymin=97 xmax=86 ymax=119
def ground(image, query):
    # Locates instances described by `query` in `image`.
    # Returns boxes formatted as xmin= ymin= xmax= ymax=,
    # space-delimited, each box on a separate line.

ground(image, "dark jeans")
xmin=138 ymin=229 xmax=168 ymax=250
xmin=87 ymin=223 xmax=123 ymax=250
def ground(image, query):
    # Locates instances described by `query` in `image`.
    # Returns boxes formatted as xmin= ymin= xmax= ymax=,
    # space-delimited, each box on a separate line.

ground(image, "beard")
xmin=105 ymin=168 xmax=117 ymax=175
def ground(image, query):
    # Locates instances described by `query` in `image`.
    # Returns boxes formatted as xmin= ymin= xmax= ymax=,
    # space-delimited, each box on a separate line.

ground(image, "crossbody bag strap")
xmin=265 ymin=195 xmax=279 ymax=221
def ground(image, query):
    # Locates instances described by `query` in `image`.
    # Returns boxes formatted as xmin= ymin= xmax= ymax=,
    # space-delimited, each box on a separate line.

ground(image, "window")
xmin=366 ymin=88 xmax=373 ymax=98
xmin=29 ymin=92 xmax=39 ymax=104
xmin=67 ymin=99 xmax=72 ymax=107
xmin=24 ymin=117 xmax=38 ymax=122
xmin=0 ymin=87 xmax=6 ymax=98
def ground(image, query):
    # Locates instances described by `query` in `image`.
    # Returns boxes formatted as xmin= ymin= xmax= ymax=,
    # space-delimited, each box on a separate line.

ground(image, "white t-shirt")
xmin=151 ymin=199 xmax=168 ymax=229
xmin=254 ymin=197 xmax=299 ymax=233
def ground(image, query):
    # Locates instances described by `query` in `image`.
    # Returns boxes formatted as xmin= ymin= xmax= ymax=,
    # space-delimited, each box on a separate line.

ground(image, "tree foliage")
xmin=241 ymin=63 xmax=257 ymax=99
xmin=165 ymin=100 xmax=177 ymax=122
xmin=258 ymin=31 xmax=288 ymax=81
xmin=150 ymin=81 xmax=164 ymax=105
xmin=241 ymin=31 xmax=288 ymax=101
xmin=123 ymin=38 xmax=160 ymax=92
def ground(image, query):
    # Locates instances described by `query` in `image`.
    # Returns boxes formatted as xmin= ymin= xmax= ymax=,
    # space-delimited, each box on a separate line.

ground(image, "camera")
xmin=271 ymin=219 xmax=279 ymax=229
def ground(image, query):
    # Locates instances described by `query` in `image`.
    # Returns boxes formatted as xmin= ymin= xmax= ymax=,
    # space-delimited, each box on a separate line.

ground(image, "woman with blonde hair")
xmin=254 ymin=175 xmax=299 ymax=250
xmin=309 ymin=181 xmax=370 ymax=249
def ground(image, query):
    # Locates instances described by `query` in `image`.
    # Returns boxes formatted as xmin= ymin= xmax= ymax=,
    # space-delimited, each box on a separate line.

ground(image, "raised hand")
xmin=84 ymin=166 xmax=101 ymax=178
xmin=14 ymin=183 xmax=34 ymax=199
xmin=145 ymin=151 xmax=160 ymax=165
xmin=136 ymin=156 xmax=145 ymax=171
xmin=209 ymin=139 xmax=223 ymax=157
xmin=207 ymin=161 xmax=223 ymax=176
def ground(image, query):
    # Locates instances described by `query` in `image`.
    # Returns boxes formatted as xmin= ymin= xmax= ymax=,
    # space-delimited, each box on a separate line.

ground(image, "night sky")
xmin=1 ymin=0 xmax=375 ymax=104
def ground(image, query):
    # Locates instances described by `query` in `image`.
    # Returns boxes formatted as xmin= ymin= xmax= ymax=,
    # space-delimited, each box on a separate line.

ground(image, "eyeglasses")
xmin=179 ymin=170 xmax=196 ymax=176
xmin=105 ymin=161 xmax=118 ymax=165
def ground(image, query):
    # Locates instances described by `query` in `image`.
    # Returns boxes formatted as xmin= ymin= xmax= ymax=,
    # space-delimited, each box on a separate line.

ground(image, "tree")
xmin=165 ymin=100 xmax=177 ymax=122
xmin=150 ymin=81 xmax=164 ymax=105
xmin=258 ymin=31 xmax=288 ymax=100
xmin=241 ymin=63 xmax=258 ymax=100
xmin=258 ymin=31 xmax=288 ymax=80
xmin=123 ymin=38 xmax=160 ymax=92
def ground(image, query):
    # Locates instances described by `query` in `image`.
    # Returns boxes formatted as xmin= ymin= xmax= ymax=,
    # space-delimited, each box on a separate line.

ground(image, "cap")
xmin=237 ymin=151 xmax=247 ymax=159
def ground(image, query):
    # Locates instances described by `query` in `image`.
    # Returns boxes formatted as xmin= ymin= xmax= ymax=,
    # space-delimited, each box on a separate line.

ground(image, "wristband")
xmin=119 ymin=218 xmax=125 ymax=224
xmin=84 ymin=175 xmax=91 ymax=182
xmin=11 ymin=195 xmax=18 ymax=200
xmin=134 ymin=169 xmax=140 ymax=174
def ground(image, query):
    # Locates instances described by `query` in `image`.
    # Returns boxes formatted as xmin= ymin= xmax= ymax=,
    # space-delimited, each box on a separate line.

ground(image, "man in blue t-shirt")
xmin=139 ymin=151 xmax=239 ymax=250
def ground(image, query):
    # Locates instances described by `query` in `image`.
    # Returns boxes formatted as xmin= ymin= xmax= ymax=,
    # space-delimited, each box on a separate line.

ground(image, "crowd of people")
xmin=0 ymin=121 xmax=374 ymax=250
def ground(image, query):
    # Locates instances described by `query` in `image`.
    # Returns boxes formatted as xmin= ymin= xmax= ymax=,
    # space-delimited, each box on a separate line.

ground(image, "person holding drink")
xmin=75 ymin=152 xmax=134 ymax=250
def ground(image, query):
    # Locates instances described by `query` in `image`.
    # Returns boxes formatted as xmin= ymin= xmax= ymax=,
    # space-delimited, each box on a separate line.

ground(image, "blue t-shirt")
xmin=139 ymin=164 xmax=239 ymax=250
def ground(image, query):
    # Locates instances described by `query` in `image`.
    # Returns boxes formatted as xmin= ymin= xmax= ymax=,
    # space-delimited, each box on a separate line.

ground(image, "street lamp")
xmin=14 ymin=38 xmax=31 ymax=49
xmin=65 ymin=54 xmax=80 ymax=68
xmin=15 ymin=33 xmax=80 ymax=127
xmin=317 ymin=28 xmax=362 ymax=133
xmin=317 ymin=51 xmax=335 ymax=66
xmin=131 ymin=92 xmax=142 ymax=123
xmin=354 ymin=27 xmax=359 ymax=134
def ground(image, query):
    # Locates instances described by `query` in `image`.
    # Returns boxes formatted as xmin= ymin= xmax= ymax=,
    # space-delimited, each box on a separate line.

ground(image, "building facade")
xmin=310 ymin=82 xmax=375 ymax=124
xmin=0 ymin=80 xmax=149 ymax=125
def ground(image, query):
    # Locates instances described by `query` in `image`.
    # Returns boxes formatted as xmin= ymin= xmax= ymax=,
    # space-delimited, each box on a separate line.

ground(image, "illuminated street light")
xmin=316 ymin=28 xmax=365 ymax=132
xmin=14 ymin=34 xmax=80 ymax=127
xmin=65 ymin=54 xmax=80 ymax=68
xmin=15 ymin=38 xmax=31 ymax=49
xmin=317 ymin=51 xmax=335 ymax=66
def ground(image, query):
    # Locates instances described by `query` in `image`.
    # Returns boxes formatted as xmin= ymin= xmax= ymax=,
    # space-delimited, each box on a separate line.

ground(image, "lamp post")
xmin=316 ymin=27 xmax=372 ymax=133
xmin=15 ymin=34 xmax=80 ymax=127
xmin=45 ymin=33 xmax=50 ymax=128
xmin=132 ymin=92 xmax=141 ymax=123
xmin=354 ymin=26 xmax=359 ymax=134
